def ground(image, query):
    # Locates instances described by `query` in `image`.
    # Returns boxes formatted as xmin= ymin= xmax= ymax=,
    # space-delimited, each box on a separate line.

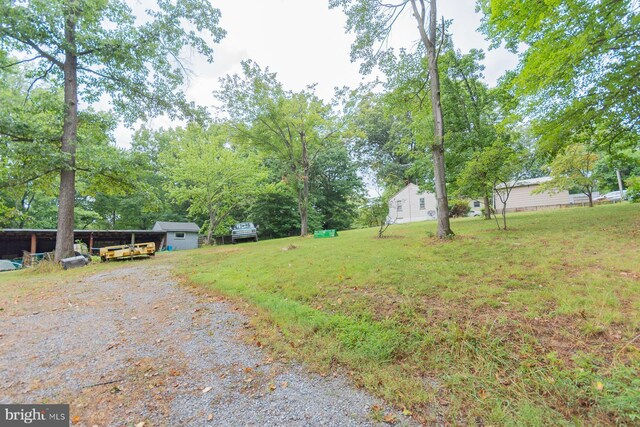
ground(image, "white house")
xmin=388 ymin=183 xmax=438 ymax=224
xmin=494 ymin=177 xmax=570 ymax=212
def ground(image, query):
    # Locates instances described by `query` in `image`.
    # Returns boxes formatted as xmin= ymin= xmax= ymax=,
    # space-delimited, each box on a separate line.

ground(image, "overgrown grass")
xmin=177 ymin=204 xmax=640 ymax=425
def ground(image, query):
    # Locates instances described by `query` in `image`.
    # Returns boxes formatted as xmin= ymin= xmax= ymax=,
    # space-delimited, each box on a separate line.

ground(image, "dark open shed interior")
xmin=0 ymin=229 xmax=167 ymax=260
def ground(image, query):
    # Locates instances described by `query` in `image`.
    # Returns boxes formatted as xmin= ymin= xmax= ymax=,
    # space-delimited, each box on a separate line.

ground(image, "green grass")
xmin=176 ymin=204 xmax=640 ymax=425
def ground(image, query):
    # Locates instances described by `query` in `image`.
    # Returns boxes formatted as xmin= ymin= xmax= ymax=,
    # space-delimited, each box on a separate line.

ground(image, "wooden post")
xmin=30 ymin=233 xmax=37 ymax=254
xmin=89 ymin=233 xmax=94 ymax=254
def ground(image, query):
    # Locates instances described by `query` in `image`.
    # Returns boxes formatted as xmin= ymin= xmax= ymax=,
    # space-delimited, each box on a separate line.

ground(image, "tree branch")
xmin=0 ymin=55 xmax=44 ymax=69
xmin=25 ymin=62 xmax=56 ymax=103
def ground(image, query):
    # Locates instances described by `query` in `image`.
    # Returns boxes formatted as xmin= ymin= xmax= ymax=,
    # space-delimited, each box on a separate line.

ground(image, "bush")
xmin=626 ymin=176 xmax=640 ymax=203
xmin=449 ymin=199 xmax=471 ymax=218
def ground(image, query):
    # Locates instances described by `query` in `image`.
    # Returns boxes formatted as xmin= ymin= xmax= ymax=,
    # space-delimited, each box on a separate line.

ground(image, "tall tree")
xmin=535 ymin=143 xmax=599 ymax=207
xmin=160 ymin=124 xmax=266 ymax=244
xmin=218 ymin=60 xmax=339 ymax=236
xmin=310 ymin=144 xmax=364 ymax=230
xmin=457 ymin=136 xmax=531 ymax=230
xmin=330 ymin=0 xmax=454 ymax=238
xmin=340 ymin=83 xmax=427 ymax=193
xmin=1 ymin=0 xmax=225 ymax=260
xmin=439 ymin=47 xmax=500 ymax=218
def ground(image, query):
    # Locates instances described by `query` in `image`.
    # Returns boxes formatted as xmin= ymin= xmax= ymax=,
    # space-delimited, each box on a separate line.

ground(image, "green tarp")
xmin=313 ymin=229 xmax=338 ymax=238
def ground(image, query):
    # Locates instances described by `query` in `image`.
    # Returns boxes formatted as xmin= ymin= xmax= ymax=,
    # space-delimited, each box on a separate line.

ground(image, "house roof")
xmin=390 ymin=182 xmax=430 ymax=199
xmin=496 ymin=176 xmax=552 ymax=189
xmin=153 ymin=221 xmax=200 ymax=232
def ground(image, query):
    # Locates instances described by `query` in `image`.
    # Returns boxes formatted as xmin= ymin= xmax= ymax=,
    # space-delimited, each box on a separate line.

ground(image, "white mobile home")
xmin=494 ymin=177 xmax=570 ymax=212
xmin=388 ymin=183 xmax=438 ymax=224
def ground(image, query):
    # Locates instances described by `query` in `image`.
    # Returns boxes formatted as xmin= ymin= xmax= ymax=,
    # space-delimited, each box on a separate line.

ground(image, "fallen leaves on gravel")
xmin=383 ymin=413 xmax=398 ymax=424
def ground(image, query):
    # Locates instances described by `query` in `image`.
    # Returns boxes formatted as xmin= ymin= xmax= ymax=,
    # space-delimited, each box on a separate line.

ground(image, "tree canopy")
xmin=479 ymin=0 xmax=640 ymax=151
xmin=1 ymin=0 xmax=225 ymax=259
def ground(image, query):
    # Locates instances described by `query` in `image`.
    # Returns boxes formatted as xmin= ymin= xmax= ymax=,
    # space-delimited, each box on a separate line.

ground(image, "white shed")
xmin=388 ymin=183 xmax=438 ymax=224
xmin=494 ymin=177 xmax=570 ymax=212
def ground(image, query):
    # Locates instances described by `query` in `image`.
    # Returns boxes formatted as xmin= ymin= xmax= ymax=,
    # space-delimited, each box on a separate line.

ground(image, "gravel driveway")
xmin=0 ymin=262 xmax=415 ymax=426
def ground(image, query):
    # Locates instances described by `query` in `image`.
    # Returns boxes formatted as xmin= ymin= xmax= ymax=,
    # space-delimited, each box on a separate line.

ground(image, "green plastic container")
xmin=314 ymin=229 xmax=338 ymax=238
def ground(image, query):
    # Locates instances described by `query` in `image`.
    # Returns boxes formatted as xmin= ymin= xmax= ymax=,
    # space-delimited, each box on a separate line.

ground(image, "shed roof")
xmin=153 ymin=221 xmax=200 ymax=232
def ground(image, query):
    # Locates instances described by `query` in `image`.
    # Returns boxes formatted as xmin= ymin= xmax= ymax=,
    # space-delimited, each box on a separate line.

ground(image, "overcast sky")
xmin=117 ymin=0 xmax=518 ymax=145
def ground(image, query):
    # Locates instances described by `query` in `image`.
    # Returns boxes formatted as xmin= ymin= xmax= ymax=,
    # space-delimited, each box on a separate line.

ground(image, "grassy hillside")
xmin=178 ymin=204 xmax=639 ymax=425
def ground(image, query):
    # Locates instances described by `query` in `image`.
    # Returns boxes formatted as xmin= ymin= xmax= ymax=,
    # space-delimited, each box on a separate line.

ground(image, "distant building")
xmin=152 ymin=222 xmax=200 ymax=250
xmin=494 ymin=177 xmax=570 ymax=212
xmin=469 ymin=199 xmax=485 ymax=216
xmin=388 ymin=183 xmax=438 ymax=224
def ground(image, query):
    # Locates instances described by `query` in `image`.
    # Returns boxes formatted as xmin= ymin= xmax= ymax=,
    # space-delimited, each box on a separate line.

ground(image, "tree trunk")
xmin=54 ymin=6 xmax=78 ymax=262
xmin=411 ymin=0 xmax=453 ymax=238
xmin=483 ymin=192 xmax=491 ymax=220
xmin=502 ymin=202 xmax=507 ymax=230
xmin=298 ymin=132 xmax=309 ymax=236
xmin=207 ymin=211 xmax=215 ymax=245
xmin=588 ymin=192 xmax=593 ymax=207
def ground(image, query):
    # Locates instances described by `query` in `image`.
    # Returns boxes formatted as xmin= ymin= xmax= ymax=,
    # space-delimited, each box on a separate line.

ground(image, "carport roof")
xmin=0 ymin=229 xmax=163 ymax=237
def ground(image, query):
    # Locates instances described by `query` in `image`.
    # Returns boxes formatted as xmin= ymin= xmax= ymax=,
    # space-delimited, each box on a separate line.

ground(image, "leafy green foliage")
xmin=0 ymin=0 xmax=225 ymax=122
xmin=457 ymin=136 xmax=531 ymax=229
xmin=448 ymin=199 xmax=470 ymax=218
xmin=1 ymin=0 xmax=225 ymax=258
xmin=593 ymin=150 xmax=640 ymax=194
xmin=248 ymin=183 xmax=302 ymax=239
xmin=626 ymin=176 xmax=640 ymax=203
xmin=159 ymin=123 xmax=267 ymax=243
xmin=479 ymin=0 xmax=640 ymax=151
xmin=217 ymin=60 xmax=350 ymax=235
xmin=310 ymin=144 xmax=364 ymax=230
xmin=535 ymin=143 xmax=598 ymax=206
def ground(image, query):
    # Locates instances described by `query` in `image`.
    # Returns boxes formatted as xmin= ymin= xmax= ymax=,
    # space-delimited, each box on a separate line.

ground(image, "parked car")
xmin=230 ymin=222 xmax=259 ymax=243
xmin=595 ymin=190 xmax=627 ymax=202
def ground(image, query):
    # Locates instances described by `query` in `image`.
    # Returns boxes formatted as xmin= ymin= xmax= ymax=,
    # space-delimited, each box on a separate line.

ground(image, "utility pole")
xmin=616 ymin=169 xmax=625 ymax=199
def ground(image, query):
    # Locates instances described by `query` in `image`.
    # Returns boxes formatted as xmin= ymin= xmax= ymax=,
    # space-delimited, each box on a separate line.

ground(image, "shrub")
xmin=626 ymin=176 xmax=640 ymax=202
xmin=449 ymin=199 xmax=471 ymax=217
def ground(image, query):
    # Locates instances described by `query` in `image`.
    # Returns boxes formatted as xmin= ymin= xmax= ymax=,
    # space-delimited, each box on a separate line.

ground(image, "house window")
xmin=473 ymin=200 xmax=481 ymax=208
xmin=419 ymin=197 xmax=426 ymax=210
xmin=175 ymin=232 xmax=185 ymax=239
xmin=396 ymin=200 xmax=403 ymax=212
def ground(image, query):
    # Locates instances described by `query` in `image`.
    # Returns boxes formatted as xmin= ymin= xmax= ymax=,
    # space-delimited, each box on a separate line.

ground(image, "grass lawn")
xmin=176 ymin=203 xmax=640 ymax=425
